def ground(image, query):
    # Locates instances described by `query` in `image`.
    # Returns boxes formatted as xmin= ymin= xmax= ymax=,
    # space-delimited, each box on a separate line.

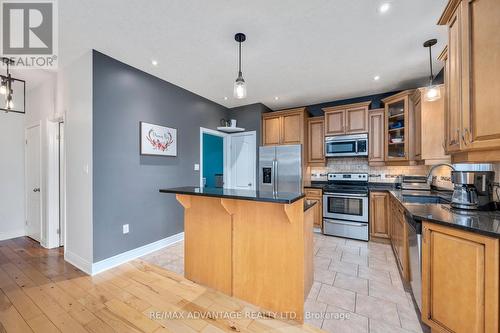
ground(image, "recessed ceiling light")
xmin=274 ymin=96 xmax=279 ymax=101
xmin=378 ymin=2 xmax=391 ymax=14
xmin=374 ymin=75 xmax=380 ymax=81
xmin=223 ymin=96 xmax=228 ymax=100
xmin=151 ymin=60 xmax=158 ymax=66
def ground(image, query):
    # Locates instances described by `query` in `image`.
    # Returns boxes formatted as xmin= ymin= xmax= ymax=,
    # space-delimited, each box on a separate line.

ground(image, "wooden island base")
xmin=176 ymin=194 xmax=312 ymax=322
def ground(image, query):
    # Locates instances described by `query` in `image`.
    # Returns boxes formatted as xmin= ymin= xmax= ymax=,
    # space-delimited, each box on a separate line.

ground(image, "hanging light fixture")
xmin=423 ymin=39 xmax=441 ymax=102
xmin=233 ymin=33 xmax=247 ymax=99
xmin=1 ymin=57 xmax=25 ymax=114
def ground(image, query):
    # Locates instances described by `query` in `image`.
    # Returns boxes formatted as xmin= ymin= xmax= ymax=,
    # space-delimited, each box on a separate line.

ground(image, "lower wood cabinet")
xmin=369 ymin=192 xmax=389 ymax=239
xmin=305 ymin=188 xmax=323 ymax=229
xmin=389 ymin=196 xmax=409 ymax=281
xmin=422 ymin=222 xmax=499 ymax=333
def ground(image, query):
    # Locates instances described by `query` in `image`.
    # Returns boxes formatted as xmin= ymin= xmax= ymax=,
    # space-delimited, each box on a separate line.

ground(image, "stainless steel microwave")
xmin=325 ymin=134 xmax=368 ymax=157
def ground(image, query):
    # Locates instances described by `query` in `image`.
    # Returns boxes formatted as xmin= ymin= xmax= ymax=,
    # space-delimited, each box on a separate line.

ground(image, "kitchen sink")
xmin=402 ymin=195 xmax=450 ymax=204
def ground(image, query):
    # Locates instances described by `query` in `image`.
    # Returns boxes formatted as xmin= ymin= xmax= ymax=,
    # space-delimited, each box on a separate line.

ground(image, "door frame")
xmin=199 ymin=127 xmax=229 ymax=188
xmin=25 ymin=122 xmax=43 ymax=243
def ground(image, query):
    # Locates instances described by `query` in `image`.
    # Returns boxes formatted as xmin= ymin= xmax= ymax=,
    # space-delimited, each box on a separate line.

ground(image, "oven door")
xmin=325 ymin=138 xmax=357 ymax=157
xmin=323 ymin=193 xmax=368 ymax=222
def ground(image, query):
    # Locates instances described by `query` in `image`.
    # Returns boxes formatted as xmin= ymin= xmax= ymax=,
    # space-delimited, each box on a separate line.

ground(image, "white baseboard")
xmin=64 ymin=250 xmax=93 ymax=275
xmin=0 ymin=229 xmax=25 ymax=241
xmin=91 ymin=232 xmax=184 ymax=275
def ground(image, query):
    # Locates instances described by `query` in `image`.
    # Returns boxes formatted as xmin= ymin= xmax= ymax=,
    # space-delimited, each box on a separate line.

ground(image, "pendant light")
xmin=423 ymin=39 xmax=441 ymax=102
xmin=1 ymin=57 xmax=16 ymax=111
xmin=233 ymin=33 xmax=247 ymax=99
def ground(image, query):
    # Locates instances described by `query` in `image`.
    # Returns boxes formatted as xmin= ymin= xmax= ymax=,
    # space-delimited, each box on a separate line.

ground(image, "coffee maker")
xmin=451 ymin=171 xmax=495 ymax=210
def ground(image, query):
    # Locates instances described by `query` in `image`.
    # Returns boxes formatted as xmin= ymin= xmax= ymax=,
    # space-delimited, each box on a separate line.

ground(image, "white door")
xmin=229 ymin=132 xmax=256 ymax=190
xmin=26 ymin=125 xmax=41 ymax=242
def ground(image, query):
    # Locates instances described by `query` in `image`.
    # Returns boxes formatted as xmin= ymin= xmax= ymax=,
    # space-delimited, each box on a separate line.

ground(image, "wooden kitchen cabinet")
xmin=439 ymin=0 xmax=500 ymax=162
xmin=422 ymin=222 xmax=499 ymax=333
xmin=262 ymin=114 xmax=282 ymax=146
xmin=382 ymin=90 xmax=417 ymax=164
xmin=307 ymin=117 xmax=325 ymax=166
xmin=323 ymin=101 xmax=370 ymax=136
xmin=414 ymin=85 xmax=450 ymax=164
xmin=369 ymin=192 xmax=389 ymax=239
xmin=305 ymin=188 xmax=323 ymax=229
xmin=262 ymin=108 xmax=307 ymax=146
xmin=368 ymin=108 xmax=385 ymax=165
xmin=389 ymin=195 xmax=409 ymax=281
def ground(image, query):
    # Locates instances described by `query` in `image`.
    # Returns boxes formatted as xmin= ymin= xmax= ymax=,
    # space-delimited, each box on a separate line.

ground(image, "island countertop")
xmin=159 ymin=186 xmax=305 ymax=204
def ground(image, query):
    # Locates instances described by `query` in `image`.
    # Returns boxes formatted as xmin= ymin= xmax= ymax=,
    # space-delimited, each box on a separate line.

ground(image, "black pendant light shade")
xmin=233 ymin=33 xmax=247 ymax=99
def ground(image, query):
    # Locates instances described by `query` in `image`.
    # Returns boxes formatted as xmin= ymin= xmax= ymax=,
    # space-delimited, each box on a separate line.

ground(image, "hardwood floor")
xmin=0 ymin=237 xmax=324 ymax=333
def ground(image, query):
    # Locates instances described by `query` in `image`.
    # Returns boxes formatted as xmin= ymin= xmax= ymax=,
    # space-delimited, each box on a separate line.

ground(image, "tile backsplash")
xmin=309 ymin=160 xmax=500 ymax=201
xmin=310 ymin=158 xmax=431 ymax=178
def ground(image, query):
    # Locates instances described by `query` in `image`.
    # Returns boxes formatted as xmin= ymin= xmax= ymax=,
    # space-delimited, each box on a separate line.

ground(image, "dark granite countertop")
xmin=388 ymin=189 xmax=500 ymax=238
xmin=304 ymin=200 xmax=317 ymax=211
xmin=159 ymin=186 xmax=305 ymax=204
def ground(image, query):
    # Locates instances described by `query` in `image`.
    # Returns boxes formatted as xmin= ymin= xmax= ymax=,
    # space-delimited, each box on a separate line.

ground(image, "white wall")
xmin=61 ymin=51 xmax=93 ymax=273
xmin=0 ymin=113 xmax=26 ymax=240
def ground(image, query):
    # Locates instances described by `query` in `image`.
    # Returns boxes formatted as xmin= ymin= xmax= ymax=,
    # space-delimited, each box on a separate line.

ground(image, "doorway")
xmin=26 ymin=124 xmax=41 ymax=242
xmin=199 ymin=128 xmax=256 ymax=190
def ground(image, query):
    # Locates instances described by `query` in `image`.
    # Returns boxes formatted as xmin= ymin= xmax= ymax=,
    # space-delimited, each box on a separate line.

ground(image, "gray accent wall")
xmin=92 ymin=51 xmax=229 ymax=262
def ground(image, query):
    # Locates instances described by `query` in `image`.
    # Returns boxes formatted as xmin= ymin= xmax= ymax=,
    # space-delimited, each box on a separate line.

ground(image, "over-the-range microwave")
xmin=325 ymin=133 xmax=368 ymax=157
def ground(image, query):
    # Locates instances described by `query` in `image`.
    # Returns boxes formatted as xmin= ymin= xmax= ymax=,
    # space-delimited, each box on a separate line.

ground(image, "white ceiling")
xmin=55 ymin=0 xmax=448 ymax=110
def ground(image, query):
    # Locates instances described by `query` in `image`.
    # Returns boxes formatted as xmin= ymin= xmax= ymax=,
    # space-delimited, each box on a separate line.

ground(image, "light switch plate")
xmin=123 ymin=224 xmax=129 ymax=234
xmin=194 ymin=163 xmax=200 ymax=171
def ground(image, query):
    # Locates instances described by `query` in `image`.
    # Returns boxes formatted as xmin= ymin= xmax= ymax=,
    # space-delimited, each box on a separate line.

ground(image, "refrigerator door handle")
xmin=273 ymin=159 xmax=278 ymax=193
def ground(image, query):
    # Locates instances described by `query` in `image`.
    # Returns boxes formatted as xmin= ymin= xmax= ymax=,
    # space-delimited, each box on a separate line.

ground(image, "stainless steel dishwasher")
xmin=406 ymin=212 xmax=422 ymax=312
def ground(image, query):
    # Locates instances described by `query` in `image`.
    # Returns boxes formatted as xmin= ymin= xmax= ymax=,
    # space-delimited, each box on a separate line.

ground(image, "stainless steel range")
xmin=322 ymin=173 xmax=369 ymax=241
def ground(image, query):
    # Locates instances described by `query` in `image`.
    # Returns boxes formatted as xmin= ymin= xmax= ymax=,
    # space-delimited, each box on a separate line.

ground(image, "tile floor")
xmin=141 ymin=233 xmax=424 ymax=333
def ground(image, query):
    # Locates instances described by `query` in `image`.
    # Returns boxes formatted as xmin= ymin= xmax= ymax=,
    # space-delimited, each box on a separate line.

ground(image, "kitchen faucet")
xmin=426 ymin=163 xmax=456 ymax=185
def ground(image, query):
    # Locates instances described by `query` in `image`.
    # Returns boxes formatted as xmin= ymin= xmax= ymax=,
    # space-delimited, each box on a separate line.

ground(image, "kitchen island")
xmin=159 ymin=186 xmax=312 ymax=322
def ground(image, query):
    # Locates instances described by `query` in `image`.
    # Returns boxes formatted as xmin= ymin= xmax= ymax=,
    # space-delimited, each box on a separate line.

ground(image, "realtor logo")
xmin=1 ymin=0 xmax=57 ymax=68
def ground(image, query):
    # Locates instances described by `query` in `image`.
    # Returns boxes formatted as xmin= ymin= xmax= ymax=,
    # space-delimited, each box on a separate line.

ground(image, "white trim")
xmin=0 ymin=229 xmax=26 ymax=241
xmin=199 ymin=127 xmax=228 ymax=188
xmin=45 ymin=120 xmax=60 ymax=249
xmin=65 ymin=249 xmax=93 ymax=274
xmin=90 ymin=232 xmax=184 ymax=275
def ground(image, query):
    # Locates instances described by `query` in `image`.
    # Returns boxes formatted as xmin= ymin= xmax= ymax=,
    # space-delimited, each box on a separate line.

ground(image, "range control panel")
xmin=327 ymin=173 xmax=368 ymax=182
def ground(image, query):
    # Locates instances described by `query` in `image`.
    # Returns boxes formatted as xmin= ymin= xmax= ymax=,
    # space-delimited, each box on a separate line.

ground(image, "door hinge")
xmin=56 ymin=228 xmax=60 ymax=235
xmin=25 ymin=139 xmax=28 ymax=144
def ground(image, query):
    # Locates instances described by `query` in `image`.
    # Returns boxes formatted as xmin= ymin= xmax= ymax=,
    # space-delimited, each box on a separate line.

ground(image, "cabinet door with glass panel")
xmin=383 ymin=91 xmax=411 ymax=162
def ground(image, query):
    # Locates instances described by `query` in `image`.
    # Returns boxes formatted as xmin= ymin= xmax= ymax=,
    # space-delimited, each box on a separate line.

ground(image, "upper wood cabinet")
xmin=323 ymin=101 xmax=370 ymax=136
xmin=414 ymin=86 xmax=451 ymax=164
xmin=382 ymin=90 xmax=416 ymax=164
xmin=369 ymin=192 xmax=389 ymax=239
xmin=439 ymin=0 xmax=500 ymax=162
xmin=262 ymin=108 xmax=307 ymax=146
xmin=422 ymin=222 xmax=499 ymax=333
xmin=368 ymin=109 xmax=385 ymax=165
xmin=307 ymin=117 xmax=325 ymax=166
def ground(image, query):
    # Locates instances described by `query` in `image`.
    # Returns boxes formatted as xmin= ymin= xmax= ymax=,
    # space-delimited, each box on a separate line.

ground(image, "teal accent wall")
xmin=203 ymin=133 xmax=223 ymax=187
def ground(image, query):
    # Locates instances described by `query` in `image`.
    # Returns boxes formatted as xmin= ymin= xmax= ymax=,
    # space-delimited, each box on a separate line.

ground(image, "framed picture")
xmin=140 ymin=122 xmax=177 ymax=156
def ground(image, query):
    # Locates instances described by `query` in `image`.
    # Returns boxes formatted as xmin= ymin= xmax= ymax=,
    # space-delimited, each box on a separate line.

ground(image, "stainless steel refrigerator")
xmin=259 ymin=145 xmax=302 ymax=193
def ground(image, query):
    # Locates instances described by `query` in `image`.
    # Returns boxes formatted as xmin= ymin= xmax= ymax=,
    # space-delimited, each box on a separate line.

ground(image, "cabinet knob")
xmin=33 ymin=188 xmax=40 ymax=192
